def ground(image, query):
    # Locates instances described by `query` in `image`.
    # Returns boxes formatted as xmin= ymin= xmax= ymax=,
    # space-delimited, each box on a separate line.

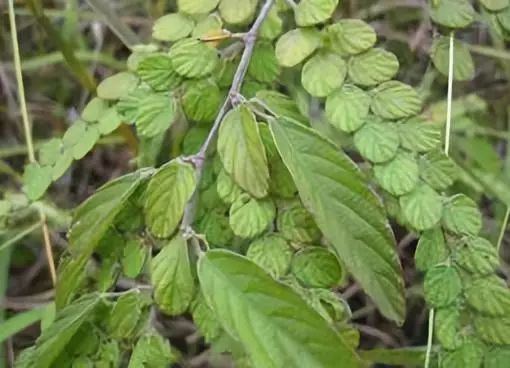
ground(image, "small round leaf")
xmin=348 ymin=48 xmax=399 ymax=86
xmin=373 ymin=151 xmax=419 ymax=196
xmin=301 ymin=52 xmax=347 ymax=97
xmin=275 ymin=28 xmax=321 ymax=67
xmin=400 ymin=183 xmax=443 ymax=231
xmin=325 ymin=84 xmax=370 ymax=132
xmin=371 ymin=81 xmax=422 ymax=120
xmin=353 ymin=120 xmax=400 ymax=163
xmin=424 ymin=265 xmax=462 ymax=308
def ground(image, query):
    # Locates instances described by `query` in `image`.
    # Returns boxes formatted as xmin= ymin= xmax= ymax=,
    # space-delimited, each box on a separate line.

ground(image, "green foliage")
xmin=16 ymin=2 xmax=510 ymax=366
xmin=144 ymin=160 xmax=196 ymax=237
xmin=270 ymin=117 xmax=405 ymax=323
xmin=151 ymin=235 xmax=195 ymax=315
xmin=198 ymin=250 xmax=362 ymax=367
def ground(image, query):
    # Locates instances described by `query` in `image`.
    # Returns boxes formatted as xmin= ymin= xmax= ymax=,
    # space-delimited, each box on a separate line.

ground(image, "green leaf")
xmin=192 ymin=14 xmax=223 ymax=37
xmin=255 ymin=90 xmax=308 ymax=124
xmin=269 ymin=157 xmax=297 ymax=198
xmin=259 ymin=8 xmax=282 ymax=40
xmin=22 ymin=162 xmax=52 ymax=201
xmin=276 ymin=202 xmax=321 ymax=244
xmin=291 ymin=247 xmax=344 ymax=288
xmin=353 ymin=119 xmax=400 ymax=163
xmin=301 ymin=52 xmax=347 ymax=97
xmin=440 ymin=340 xmax=484 ymax=368
xmin=348 ymin=48 xmax=399 ymax=86
xmin=325 ymin=84 xmax=370 ymax=132
xmin=419 ymin=150 xmax=458 ymax=190
xmin=415 ymin=227 xmax=448 ymax=272
xmin=218 ymin=105 xmax=270 ymax=198
xmin=128 ymin=330 xmax=177 ymax=367
xmin=144 ymin=160 xmax=196 ymax=238
xmin=197 ymin=208 xmax=234 ymax=246
xmin=229 ymin=194 xmax=275 ymax=239
xmin=216 ymin=169 xmax=243 ymax=204
xmin=497 ymin=7 xmax=510 ymax=32
xmin=74 ymin=127 xmax=100 ymax=160
xmin=465 ymin=276 xmax=510 ymax=316
xmin=247 ymin=42 xmax=280 ymax=83
xmin=27 ymin=294 xmax=101 ymax=368
xmin=116 ymin=85 xmax=150 ymax=123
xmin=97 ymin=72 xmax=139 ymax=100
xmin=38 ymin=138 xmax=61 ymax=167
xmin=63 ymin=120 xmax=101 ymax=159
xmin=474 ymin=315 xmax=510 ymax=345
xmin=399 ymin=183 xmax=443 ymax=231
xmin=190 ymin=292 xmax=222 ymax=342
xmin=0 ymin=305 xmax=50 ymax=344
xmin=219 ymin=0 xmax=257 ymax=24
xmin=168 ymin=39 xmax=219 ymax=78
xmin=325 ymin=19 xmax=376 ymax=55
xmin=107 ymin=292 xmax=147 ymax=339
xmin=198 ymin=249 xmax=362 ymax=367
xmin=398 ymin=117 xmax=441 ymax=152
xmin=269 ymin=117 xmax=405 ymax=323
xmin=294 ymin=0 xmax=339 ymax=26
xmin=178 ymin=0 xmax=220 ymax=14
xmin=182 ymin=79 xmax=222 ymax=122
xmin=435 ymin=307 xmax=462 ymax=350
xmin=68 ymin=170 xmax=149 ymax=256
xmin=82 ymin=97 xmax=108 ymax=122
xmin=152 ymin=13 xmax=194 ymax=41
xmin=431 ymin=36 xmax=475 ymax=81
xmin=442 ymin=194 xmax=482 ymax=235
xmin=121 ymin=238 xmax=148 ymax=278
xmin=484 ymin=348 xmax=510 ymax=368
xmin=430 ymin=0 xmax=475 ymax=28
xmin=455 ymin=236 xmax=499 ymax=275
xmin=151 ymin=235 xmax=195 ymax=315
xmin=480 ymin=0 xmax=509 ymax=10
xmin=137 ymin=54 xmax=182 ymax=91
xmin=136 ymin=93 xmax=176 ymax=137
xmin=374 ymin=151 xmax=419 ymax=196
xmin=246 ymin=234 xmax=293 ymax=278
xmin=424 ymin=265 xmax=462 ymax=308
xmin=371 ymin=81 xmax=422 ymax=120
xmin=275 ymin=28 xmax=321 ymax=67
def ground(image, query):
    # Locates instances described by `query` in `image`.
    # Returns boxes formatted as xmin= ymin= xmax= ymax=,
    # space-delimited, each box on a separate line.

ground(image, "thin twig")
xmin=180 ymin=0 xmax=275 ymax=231
xmin=7 ymin=0 xmax=57 ymax=286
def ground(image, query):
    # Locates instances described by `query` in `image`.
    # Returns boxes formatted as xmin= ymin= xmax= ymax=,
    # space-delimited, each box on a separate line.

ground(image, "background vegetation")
xmin=2 ymin=0 xmax=510 ymax=367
